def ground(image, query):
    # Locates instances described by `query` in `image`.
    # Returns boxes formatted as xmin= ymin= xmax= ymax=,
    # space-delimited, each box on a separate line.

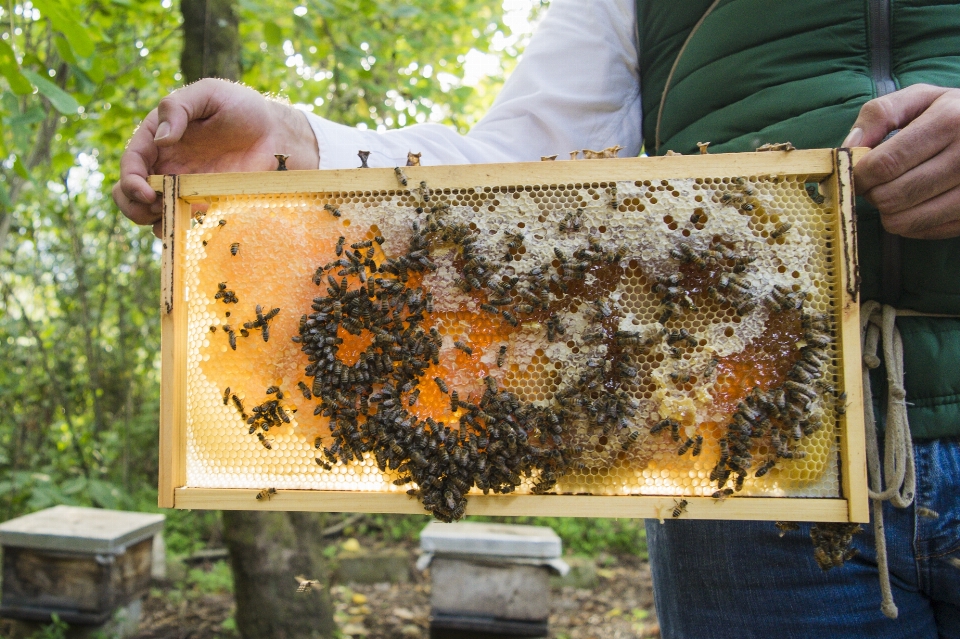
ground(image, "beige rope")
xmin=653 ymin=0 xmax=723 ymax=155
xmin=860 ymin=300 xmax=917 ymax=619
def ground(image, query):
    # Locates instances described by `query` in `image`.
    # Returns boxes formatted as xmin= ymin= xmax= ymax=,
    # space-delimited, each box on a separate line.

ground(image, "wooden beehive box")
xmin=0 ymin=506 xmax=164 ymax=624
xmin=149 ymin=148 xmax=868 ymax=524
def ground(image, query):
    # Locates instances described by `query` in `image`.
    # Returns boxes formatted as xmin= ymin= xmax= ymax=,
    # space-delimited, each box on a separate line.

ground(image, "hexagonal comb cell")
xmin=181 ymin=171 xmax=842 ymax=520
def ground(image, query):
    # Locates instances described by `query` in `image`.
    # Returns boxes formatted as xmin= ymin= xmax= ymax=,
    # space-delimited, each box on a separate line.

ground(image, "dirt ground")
xmin=133 ymin=551 xmax=658 ymax=639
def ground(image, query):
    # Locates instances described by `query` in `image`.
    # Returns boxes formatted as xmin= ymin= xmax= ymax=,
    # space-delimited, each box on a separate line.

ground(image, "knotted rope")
xmin=860 ymin=300 xmax=916 ymax=619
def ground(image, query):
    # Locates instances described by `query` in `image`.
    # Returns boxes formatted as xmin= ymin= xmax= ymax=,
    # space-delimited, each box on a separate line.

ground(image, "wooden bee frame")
xmin=152 ymin=148 xmax=868 ymax=523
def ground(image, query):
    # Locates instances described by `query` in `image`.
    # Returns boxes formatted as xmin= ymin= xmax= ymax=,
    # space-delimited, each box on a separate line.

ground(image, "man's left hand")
xmin=845 ymin=83 xmax=960 ymax=239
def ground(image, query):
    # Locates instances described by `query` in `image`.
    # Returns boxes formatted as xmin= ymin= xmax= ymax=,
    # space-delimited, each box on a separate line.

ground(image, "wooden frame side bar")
xmin=830 ymin=149 xmax=869 ymax=523
xmin=146 ymin=149 xmax=836 ymax=199
xmin=175 ymin=488 xmax=851 ymax=522
xmin=158 ymin=176 xmax=187 ymax=508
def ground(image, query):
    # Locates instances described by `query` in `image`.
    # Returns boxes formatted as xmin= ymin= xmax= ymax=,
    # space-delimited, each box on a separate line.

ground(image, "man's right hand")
xmin=112 ymin=78 xmax=319 ymax=237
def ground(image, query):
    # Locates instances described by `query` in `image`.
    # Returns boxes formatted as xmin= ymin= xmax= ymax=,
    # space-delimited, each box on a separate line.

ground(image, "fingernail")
xmin=155 ymin=121 xmax=171 ymax=141
xmin=842 ymin=127 xmax=863 ymax=148
xmin=134 ymin=188 xmax=153 ymax=204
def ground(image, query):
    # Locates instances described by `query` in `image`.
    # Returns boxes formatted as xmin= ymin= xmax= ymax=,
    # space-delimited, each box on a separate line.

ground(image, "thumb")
xmin=843 ymin=83 xmax=949 ymax=148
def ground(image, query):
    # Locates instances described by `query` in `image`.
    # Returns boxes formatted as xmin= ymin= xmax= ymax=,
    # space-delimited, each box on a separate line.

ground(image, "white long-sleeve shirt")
xmin=305 ymin=0 xmax=641 ymax=169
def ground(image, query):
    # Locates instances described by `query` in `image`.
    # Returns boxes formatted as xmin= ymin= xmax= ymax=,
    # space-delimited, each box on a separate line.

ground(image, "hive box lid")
xmin=0 ymin=506 xmax=165 ymax=554
xmin=420 ymin=522 xmax=561 ymax=559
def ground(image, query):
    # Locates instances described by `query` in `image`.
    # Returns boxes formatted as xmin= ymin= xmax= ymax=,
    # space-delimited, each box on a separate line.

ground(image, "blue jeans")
xmin=646 ymin=437 xmax=960 ymax=639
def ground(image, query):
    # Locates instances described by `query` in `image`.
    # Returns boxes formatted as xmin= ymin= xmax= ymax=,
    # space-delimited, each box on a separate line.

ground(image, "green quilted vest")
xmin=637 ymin=0 xmax=960 ymax=438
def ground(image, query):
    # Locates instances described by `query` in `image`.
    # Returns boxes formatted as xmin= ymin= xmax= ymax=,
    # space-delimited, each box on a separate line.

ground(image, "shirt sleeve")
xmin=305 ymin=0 xmax=641 ymax=169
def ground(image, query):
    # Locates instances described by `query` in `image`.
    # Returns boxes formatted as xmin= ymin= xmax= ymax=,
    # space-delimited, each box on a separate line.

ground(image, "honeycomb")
xmin=180 ymin=166 xmax=845 ymax=520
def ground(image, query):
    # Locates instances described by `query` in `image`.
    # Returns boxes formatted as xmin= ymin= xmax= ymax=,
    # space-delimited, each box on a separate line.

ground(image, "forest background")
xmin=0 ymin=0 xmax=646 ymax=633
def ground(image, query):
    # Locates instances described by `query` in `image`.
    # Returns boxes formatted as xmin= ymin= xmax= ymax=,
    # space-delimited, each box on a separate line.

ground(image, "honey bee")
xmin=497 ymin=345 xmax=508 ymax=367
xmin=621 ymin=429 xmax=640 ymax=449
xmin=298 ymin=381 xmax=312 ymax=399
xmin=434 ymin=377 xmax=449 ymax=393
xmin=230 ymin=242 xmax=240 ymax=256
xmin=453 ymin=340 xmax=473 ymax=356
xmin=394 ymin=167 xmax=408 ymax=186
xmin=771 ymin=222 xmax=793 ymax=239
xmin=671 ymin=498 xmax=689 ymax=518
xmin=702 ymin=357 xmax=720 ymax=379
xmin=227 ymin=329 xmax=237 ymax=350
xmin=315 ymin=458 xmax=332 ymax=470
xmin=256 ymin=487 xmax=277 ymax=501
xmin=295 ymin=575 xmax=321 ymax=593
xmin=408 ymin=388 xmax=420 ymax=406
xmin=450 ymin=391 xmax=459 ymax=412
xmin=223 ymin=387 xmax=231 ymax=405
xmin=266 ymin=386 xmax=280 ymax=395
xmin=691 ymin=434 xmax=703 ymax=457
xmin=755 ymin=458 xmax=777 ymax=477
xmin=257 ymin=432 xmax=274 ymax=449
xmin=775 ymin=521 xmax=800 ymax=536
xmin=217 ymin=219 xmax=227 ymax=228
xmin=669 ymin=372 xmax=692 ymax=384
xmin=712 ymin=487 xmax=734 ymax=502
xmin=323 ymin=203 xmax=341 ymax=218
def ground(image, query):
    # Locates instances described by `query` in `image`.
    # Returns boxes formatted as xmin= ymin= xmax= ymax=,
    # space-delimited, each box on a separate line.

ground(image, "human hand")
xmin=845 ymin=83 xmax=960 ymax=239
xmin=112 ymin=78 xmax=319 ymax=237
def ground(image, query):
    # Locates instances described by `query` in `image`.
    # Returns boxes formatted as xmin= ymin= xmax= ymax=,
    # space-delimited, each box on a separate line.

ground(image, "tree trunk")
xmin=178 ymin=3 xmax=336 ymax=636
xmin=222 ymin=511 xmax=337 ymax=639
xmin=180 ymin=0 xmax=242 ymax=84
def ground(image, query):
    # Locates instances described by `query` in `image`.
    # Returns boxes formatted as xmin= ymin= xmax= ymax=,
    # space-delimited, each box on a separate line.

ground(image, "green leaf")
xmin=13 ymin=155 xmax=29 ymax=180
xmin=0 ymin=41 xmax=32 ymax=95
xmin=264 ymin=21 xmax=283 ymax=46
xmin=21 ymin=70 xmax=80 ymax=114
xmin=5 ymin=105 xmax=46 ymax=128
xmin=31 ymin=0 xmax=96 ymax=58
xmin=0 ymin=181 xmax=10 ymax=208
xmin=51 ymin=151 xmax=75 ymax=174
xmin=54 ymin=35 xmax=78 ymax=65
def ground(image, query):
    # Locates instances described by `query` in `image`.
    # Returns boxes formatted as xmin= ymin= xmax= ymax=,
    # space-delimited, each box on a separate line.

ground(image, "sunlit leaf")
xmin=0 ymin=42 xmax=32 ymax=95
xmin=13 ymin=156 xmax=30 ymax=180
xmin=264 ymin=21 xmax=283 ymax=46
xmin=32 ymin=0 xmax=97 ymax=58
xmin=22 ymin=70 xmax=80 ymax=114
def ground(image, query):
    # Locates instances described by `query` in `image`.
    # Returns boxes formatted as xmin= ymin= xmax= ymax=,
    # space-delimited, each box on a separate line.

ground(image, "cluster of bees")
xmin=809 ymin=522 xmax=862 ymax=570
xmin=223 ymin=385 xmax=292 ymax=451
xmin=643 ymin=195 xmax=836 ymax=496
xmin=211 ymin=296 xmax=280 ymax=350
xmin=278 ymin=171 xmax=597 ymax=520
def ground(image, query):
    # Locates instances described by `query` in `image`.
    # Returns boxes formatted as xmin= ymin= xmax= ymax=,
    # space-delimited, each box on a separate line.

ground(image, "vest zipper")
xmin=869 ymin=0 xmax=896 ymax=98
xmin=868 ymin=0 xmax=901 ymax=305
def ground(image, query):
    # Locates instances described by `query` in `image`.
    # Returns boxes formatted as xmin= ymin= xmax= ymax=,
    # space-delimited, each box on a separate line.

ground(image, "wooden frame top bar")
xmin=146 ymin=149 xmax=847 ymax=199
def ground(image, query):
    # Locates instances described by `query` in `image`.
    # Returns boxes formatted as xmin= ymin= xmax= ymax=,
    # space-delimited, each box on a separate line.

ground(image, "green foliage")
xmin=186 ymin=560 xmax=235 ymax=595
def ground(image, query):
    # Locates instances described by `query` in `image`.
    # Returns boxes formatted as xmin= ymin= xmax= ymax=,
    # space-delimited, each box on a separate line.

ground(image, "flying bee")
xmin=453 ymin=340 xmax=473 ymax=356
xmin=323 ymin=203 xmax=341 ymax=218
xmin=223 ymin=387 xmax=231 ymax=405
xmin=256 ymin=487 xmax=277 ymax=501
xmin=771 ymin=222 xmax=793 ymax=239
xmin=672 ymin=498 xmax=689 ymax=518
